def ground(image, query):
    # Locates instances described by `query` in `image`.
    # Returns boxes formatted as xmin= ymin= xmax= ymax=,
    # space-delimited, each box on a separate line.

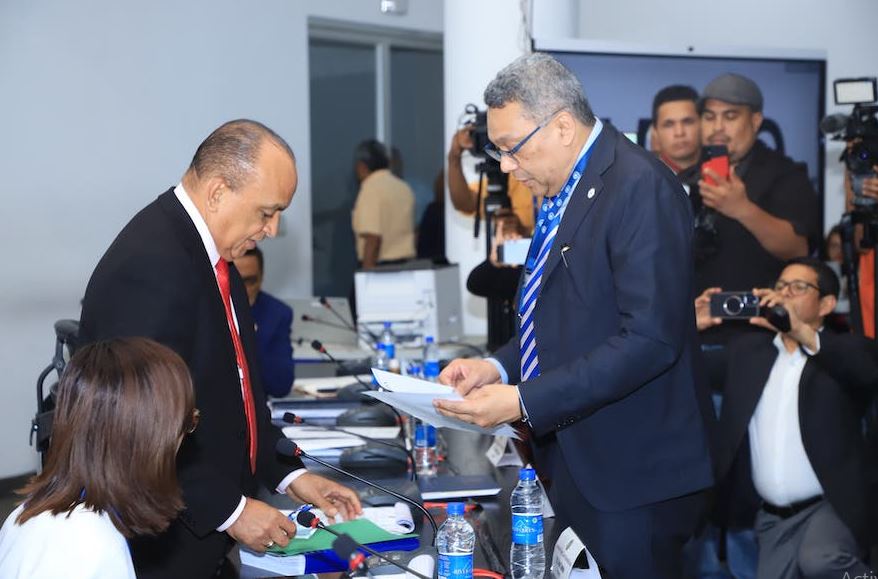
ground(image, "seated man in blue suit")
xmin=234 ymin=246 xmax=295 ymax=398
xmin=435 ymin=53 xmax=713 ymax=578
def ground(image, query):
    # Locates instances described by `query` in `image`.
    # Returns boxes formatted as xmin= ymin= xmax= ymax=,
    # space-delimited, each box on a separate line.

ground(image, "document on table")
xmin=367 ymin=369 xmax=519 ymax=439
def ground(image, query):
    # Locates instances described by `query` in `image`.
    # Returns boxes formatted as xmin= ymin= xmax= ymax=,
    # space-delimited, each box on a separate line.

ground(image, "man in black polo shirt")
xmin=696 ymin=73 xmax=819 ymax=366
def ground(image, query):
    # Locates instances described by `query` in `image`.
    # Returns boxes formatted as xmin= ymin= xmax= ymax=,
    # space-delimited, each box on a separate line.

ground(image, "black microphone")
xmin=319 ymin=296 xmax=380 ymax=344
xmin=311 ymin=340 xmax=374 ymax=392
xmin=298 ymin=511 xmax=431 ymax=579
xmin=820 ymin=113 xmax=849 ymax=135
xmin=276 ymin=439 xmax=438 ymax=543
xmin=302 ymin=314 xmax=355 ymax=333
xmin=282 ymin=412 xmax=416 ymax=481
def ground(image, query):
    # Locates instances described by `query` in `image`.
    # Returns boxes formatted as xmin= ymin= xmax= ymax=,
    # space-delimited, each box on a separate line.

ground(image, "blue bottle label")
xmin=384 ymin=344 xmax=396 ymax=359
xmin=511 ymin=512 xmax=543 ymax=545
xmin=438 ymin=552 xmax=473 ymax=579
xmin=424 ymin=360 xmax=440 ymax=377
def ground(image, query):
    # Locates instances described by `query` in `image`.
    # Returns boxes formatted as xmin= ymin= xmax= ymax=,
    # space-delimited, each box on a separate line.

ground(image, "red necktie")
xmin=215 ymin=258 xmax=258 ymax=473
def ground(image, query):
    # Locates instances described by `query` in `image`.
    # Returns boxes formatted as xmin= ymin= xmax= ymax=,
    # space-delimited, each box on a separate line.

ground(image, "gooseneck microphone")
xmin=276 ymin=439 xmax=438 ymax=542
xmin=311 ymin=340 xmax=374 ymax=392
xmin=298 ymin=511 xmax=431 ymax=579
xmin=302 ymin=314 xmax=354 ymax=333
xmin=319 ymin=296 xmax=380 ymax=345
xmin=282 ymin=412 xmax=416 ymax=481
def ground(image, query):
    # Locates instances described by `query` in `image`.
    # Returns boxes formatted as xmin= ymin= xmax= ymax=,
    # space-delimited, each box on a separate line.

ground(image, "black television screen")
xmin=536 ymin=39 xmax=826 ymax=226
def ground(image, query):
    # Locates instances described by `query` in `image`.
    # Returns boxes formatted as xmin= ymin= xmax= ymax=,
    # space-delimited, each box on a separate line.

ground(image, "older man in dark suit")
xmin=79 ymin=119 xmax=360 ymax=578
xmin=435 ymin=53 xmax=713 ymax=578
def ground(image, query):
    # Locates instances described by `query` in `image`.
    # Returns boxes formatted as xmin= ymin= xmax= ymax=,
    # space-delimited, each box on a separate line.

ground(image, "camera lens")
xmin=722 ymin=295 xmax=744 ymax=316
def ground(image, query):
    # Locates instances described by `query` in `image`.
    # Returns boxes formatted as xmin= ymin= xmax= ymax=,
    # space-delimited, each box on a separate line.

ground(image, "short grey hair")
xmin=484 ymin=53 xmax=595 ymax=126
xmin=188 ymin=119 xmax=296 ymax=191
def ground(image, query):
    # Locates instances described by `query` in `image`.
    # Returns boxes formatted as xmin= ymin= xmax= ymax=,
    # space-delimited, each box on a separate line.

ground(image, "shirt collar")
xmin=174 ymin=183 xmax=221 ymax=267
xmin=576 ymin=117 xmax=603 ymax=166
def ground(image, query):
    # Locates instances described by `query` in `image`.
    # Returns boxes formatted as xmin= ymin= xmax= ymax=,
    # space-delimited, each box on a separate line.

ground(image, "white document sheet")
xmin=365 ymin=369 xmax=519 ymax=439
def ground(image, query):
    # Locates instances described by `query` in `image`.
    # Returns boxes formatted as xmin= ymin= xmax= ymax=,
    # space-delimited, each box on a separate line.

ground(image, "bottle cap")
xmin=519 ymin=467 xmax=536 ymax=481
xmin=447 ymin=502 xmax=465 ymax=516
xmin=425 ymin=336 xmax=435 ymax=344
xmin=384 ymin=321 xmax=392 ymax=329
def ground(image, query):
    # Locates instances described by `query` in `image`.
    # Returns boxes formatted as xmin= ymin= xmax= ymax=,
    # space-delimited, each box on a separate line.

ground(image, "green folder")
xmin=268 ymin=518 xmax=417 ymax=556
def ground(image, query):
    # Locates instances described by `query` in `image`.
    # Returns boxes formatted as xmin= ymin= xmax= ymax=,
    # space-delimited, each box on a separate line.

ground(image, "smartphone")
xmin=702 ymin=145 xmax=730 ymax=186
xmin=497 ymin=238 xmax=532 ymax=266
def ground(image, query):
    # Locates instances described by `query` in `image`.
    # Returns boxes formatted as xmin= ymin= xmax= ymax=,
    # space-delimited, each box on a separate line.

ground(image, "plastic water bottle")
xmin=372 ymin=345 xmax=388 ymax=386
xmin=380 ymin=322 xmax=396 ymax=361
xmin=436 ymin=502 xmax=474 ymax=579
xmin=414 ymin=421 xmax=438 ymax=476
xmin=423 ymin=336 xmax=440 ymax=382
xmin=510 ymin=468 xmax=545 ymax=579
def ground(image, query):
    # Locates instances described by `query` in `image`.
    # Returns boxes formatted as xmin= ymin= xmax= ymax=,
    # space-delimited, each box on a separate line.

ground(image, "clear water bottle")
xmin=414 ymin=421 xmax=437 ymax=476
xmin=437 ymin=502 xmax=474 ymax=579
xmin=423 ymin=336 xmax=440 ymax=382
xmin=510 ymin=467 xmax=545 ymax=579
xmin=380 ymin=322 xmax=396 ymax=360
xmin=372 ymin=344 xmax=388 ymax=386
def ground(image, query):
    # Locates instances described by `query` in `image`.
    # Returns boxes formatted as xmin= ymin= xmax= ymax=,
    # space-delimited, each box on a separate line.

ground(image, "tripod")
xmin=839 ymin=211 xmax=878 ymax=337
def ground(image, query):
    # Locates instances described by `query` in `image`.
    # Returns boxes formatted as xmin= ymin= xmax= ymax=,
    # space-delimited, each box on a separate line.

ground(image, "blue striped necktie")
xmin=519 ymin=147 xmax=595 ymax=381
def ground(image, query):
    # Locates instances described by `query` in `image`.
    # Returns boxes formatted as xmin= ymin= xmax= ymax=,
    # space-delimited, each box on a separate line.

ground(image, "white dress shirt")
xmin=749 ymin=332 xmax=823 ymax=506
xmin=174 ymin=185 xmax=305 ymax=531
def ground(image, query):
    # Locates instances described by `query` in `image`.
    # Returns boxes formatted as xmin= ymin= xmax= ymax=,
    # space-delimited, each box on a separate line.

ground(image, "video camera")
xmin=820 ymin=77 xmax=878 ymax=210
xmin=458 ymin=104 xmax=510 ymax=233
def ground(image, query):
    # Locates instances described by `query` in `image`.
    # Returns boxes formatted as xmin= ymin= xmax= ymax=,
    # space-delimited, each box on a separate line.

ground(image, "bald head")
xmin=187 ymin=119 xmax=296 ymax=191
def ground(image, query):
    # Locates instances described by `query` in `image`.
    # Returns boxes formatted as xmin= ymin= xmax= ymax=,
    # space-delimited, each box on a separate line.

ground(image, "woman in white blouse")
xmin=0 ymin=337 xmax=197 ymax=578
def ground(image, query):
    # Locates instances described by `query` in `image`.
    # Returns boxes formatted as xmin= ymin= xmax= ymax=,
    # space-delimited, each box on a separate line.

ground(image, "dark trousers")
xmin=547 ymin=446 xmax=709 ymax=579
xmin=130 ymin=518 xmax=234 ymax=579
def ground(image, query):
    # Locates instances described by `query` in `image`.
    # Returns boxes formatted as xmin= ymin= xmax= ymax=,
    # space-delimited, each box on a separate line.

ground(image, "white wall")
xmin=0 ymin=0 xmax=442 ymax=478
xmin=576 ymin=0 xmax=878 ymax=231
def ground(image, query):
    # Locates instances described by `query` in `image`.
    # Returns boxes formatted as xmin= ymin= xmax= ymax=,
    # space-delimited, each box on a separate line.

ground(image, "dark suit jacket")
xmin=251 ymin=291 xmax=295 ymax=398
xmin=493 ymin=124 xmax=714 ymax=513
xmin=78 ymin=189 xmax=304 ymax=576
xmin=716 ymin=331 xmax=878 ymax=548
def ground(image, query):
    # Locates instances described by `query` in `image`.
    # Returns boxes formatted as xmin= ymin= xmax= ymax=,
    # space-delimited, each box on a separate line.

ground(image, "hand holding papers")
xmin=368 ymin=369 xmax=519 ymax=439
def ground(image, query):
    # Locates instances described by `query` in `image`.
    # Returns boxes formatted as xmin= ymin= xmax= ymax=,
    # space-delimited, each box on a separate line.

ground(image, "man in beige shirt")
xmin=351 ymin=139 xmax=416 ymax=269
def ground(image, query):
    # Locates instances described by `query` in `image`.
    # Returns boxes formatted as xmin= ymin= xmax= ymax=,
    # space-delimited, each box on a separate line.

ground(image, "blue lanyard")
xmin=524 ymin=147 xmax=595 ymax=275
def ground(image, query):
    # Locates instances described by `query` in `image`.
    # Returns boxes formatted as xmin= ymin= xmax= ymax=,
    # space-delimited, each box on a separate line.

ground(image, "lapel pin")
xmin=587 ymin=187 xmax=595 ymax=199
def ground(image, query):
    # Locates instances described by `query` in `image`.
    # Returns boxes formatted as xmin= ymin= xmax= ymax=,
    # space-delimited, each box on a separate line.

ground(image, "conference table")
xmin=239 ymin=427 xmax=558 ymax=578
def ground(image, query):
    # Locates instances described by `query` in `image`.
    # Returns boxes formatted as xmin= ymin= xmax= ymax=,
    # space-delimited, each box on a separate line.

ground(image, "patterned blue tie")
xmin=519 ymin=145 xmax=596 ymax=381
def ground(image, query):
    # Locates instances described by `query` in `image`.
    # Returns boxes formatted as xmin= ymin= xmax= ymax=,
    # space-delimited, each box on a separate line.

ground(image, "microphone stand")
xmin=277 ymin=439 xmax=438 ymax=542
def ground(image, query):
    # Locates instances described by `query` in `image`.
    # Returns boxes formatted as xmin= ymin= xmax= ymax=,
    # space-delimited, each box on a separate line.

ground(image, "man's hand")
xmin=433 ymin=384 xmax=522 ymax=428
xmin=449 ymin=127 xmax=475 ymax=160
xmin=438 ymin=358 xmax=501 ymax=396
xmin=750 ymin=288 xmax=818 ymax=351
xmin=285 ymin=472 xmax=362 ymax=523
xmin=695 ymin=287 xmax=723 ymax=331
xmin=226 ymin=498 xmax=297 ymax=553
xmin=490 ymin=211 xmax=524 ymax=267
xmin=699 ymin=168 xmax=753 ymax=221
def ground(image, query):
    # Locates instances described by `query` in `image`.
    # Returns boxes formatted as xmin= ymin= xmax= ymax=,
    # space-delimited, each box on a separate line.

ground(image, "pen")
xmin=561 ymin=245 xmax=571 ymax=268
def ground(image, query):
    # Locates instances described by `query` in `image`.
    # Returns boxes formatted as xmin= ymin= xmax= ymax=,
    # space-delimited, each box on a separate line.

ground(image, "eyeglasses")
xmin=184 ymin=408 xmax=201 ymax=436
xmin=773 ymin=279 xmax=820 ymax=296
xmin=483 ymin=110 xmax=563 ymax=164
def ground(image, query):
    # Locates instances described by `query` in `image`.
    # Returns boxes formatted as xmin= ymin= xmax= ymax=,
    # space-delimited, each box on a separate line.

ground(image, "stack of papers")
xmin=281 ymin=425 xmax=402 ymax=458
xmin=367 ymin=369 xmax=519 ymax=439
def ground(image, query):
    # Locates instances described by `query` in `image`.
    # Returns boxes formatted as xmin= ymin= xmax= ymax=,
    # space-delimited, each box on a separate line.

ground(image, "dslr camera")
xmin=820 ymin=77 xmax=878 ymax=211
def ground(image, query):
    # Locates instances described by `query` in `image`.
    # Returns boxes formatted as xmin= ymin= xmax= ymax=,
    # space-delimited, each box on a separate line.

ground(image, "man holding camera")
xmin=697 ymin=257 xmax=878 ymax=578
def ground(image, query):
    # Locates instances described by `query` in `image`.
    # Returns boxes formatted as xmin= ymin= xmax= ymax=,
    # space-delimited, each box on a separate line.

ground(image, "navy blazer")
xmin=494 ymin=124 xmax=714 ymax=512
xmin=250 ymin=290 xmax=295 ymax=398
xmin=79 ymin=190 xmax=303 ymax=539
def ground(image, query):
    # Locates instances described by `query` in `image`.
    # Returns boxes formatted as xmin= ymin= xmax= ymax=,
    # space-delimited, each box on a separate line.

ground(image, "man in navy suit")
xmin=435 ymin=54 xmax=713 ymax=578
xmin=235 ymin=246 xmax=295 ymax=398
